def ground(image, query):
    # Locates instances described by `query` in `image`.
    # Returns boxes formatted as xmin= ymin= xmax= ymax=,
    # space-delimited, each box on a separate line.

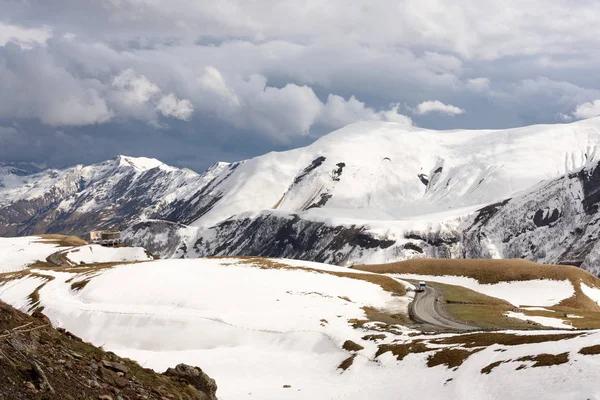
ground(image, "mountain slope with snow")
xmin=180 ymin=118 xmax=600 ymax=227
xmin=1 ymin=242 xmax=600 ymax=400
xmin=4 ymin=118 xmax=600 ymax=273
xmin=0 ymin=155 xmax=225 ymax=236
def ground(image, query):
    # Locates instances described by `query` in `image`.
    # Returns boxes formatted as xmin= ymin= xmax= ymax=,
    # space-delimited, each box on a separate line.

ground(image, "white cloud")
xmin=156 ymin=94 xmax=194 ymax=121
xmin=112 ymin=69 xmax=161 ymax=106
xmin=198 ymin=66 xmax=240 ymax=107
xmin=318 ymin=95 xmax=412 ymax=128
xmin=466 ymin=77 xmax=490 ymax=92
xmin=110 ymin=68 xmax=195 ymax=122
xmin=414 ymin=100 xmax=465 ymax=116
xmin=571 ymin=100 xmax=600 ymax=120
xmin=0 ymin=23 xmax=51 ymax=48
xmin=0 ymin=43 xmax=112 ymax=126
xmin=246 ymin=83 xmax=323 ymax=137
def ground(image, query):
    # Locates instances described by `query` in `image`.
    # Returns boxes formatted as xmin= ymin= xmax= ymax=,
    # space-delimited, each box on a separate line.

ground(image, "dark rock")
xmin=165 ymin=364 xmax=218 ymax=400
xmin=102 ymin=360 xmax=130 ymax=375
xmin=99 ymin=367 xmax=128 ymax=388
xmin=533 ymin=208 xmax=561 ymax=227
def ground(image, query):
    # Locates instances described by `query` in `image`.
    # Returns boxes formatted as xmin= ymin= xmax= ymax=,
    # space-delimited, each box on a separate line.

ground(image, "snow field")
xmin=0 ymin=236 xmax=69 ymax=273
xmin=393 ymin=273 xmax=575 ymax=307
xmin=62 ymin=244 xmax=153 ymax=264
xmin=0 ymin=253 xmax=600 ymax=399
xmin=504 ymin=311 xmax=574 ymax=329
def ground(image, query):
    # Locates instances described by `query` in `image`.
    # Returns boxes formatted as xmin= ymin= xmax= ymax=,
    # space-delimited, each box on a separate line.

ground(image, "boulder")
xmin=164 ymin=364 xmax=217 ymax=400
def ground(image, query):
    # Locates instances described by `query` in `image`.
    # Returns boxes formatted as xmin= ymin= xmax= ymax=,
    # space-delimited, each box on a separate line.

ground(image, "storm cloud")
xmin=2 ymin=0 xmax=600 ymax=170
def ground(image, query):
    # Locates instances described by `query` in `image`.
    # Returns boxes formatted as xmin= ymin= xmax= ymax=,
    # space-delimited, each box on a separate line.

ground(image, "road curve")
xmin=409 ymin=283 xmax=478 ymax=332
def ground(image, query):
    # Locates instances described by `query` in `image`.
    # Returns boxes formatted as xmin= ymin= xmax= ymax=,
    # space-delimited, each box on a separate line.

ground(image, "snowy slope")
xmin=1 ymin=249 xmax=600 ymax=400
xmin=60 ymin=244 xmax=153 ymax=265
xmin=181 ymin=118 xmax=600 ymax=227
xmin=0 ymin=236 xmax=70 ymax=273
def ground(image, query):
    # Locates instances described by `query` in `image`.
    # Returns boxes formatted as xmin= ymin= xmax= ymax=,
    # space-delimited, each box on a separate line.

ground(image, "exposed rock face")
xmin=124 ymin=219 xmax=195 ymax=257
xmin=140 ymin=211 xmax=461 ymax=266
xmin=461 ymin=161 xmax=600 ymax=275
xmin=165 ymin=364 xmax=218 ymax=400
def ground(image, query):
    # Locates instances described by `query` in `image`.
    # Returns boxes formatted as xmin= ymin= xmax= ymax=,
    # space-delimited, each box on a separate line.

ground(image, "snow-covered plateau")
xmin=1 ymin=238 xmax=600 ymax=400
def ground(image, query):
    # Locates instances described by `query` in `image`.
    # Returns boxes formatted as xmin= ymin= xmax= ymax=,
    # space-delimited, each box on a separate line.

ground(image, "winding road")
xmin=408 ymin=282 xmax=478 ymax=332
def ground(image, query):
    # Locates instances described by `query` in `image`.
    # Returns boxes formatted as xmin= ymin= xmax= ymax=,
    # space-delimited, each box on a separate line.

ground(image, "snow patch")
xmin=581 ymin=283 xmax=600 ymax=305
xmin=394 ymin=274 xmax=574 ymax=307
xmin=0 ymin=236 xmax=66 ymax=273
xmin=63 ymin=244 xmax=152 ymax=264
xmin=504 ymin=311 xmax=573 ymax=329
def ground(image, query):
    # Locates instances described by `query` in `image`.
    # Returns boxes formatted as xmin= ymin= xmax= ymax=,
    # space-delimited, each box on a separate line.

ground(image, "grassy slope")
xmin=354 ymin=258 xmax=600 ymax=329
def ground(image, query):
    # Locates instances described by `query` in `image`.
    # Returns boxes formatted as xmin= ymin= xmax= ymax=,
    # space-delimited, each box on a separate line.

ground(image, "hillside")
xmin=2 ymin=238 xmax=600 ymax=399
xmin=355 ymin=258 xmax=600 ymax=330
xmin=0 ymin=299 xmax=217 ymax=400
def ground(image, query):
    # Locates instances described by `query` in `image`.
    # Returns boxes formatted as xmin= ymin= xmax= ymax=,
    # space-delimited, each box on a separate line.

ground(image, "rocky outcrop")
xmin=177 ymin=211 xmax=460 ymax=266
xmin=165 ymin=364 xmax=218 ymax=400
xmin=461 ymin=161 xmax=600 ymax=275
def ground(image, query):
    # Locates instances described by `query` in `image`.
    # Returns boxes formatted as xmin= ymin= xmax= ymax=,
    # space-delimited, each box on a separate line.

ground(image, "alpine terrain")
xmin=2 ymin=118 xmax=600 ymax=275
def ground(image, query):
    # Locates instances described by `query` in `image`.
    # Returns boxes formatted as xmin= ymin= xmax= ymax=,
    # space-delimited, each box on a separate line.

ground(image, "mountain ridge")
xmin=3 ymin=118 xmax=600 ymax=274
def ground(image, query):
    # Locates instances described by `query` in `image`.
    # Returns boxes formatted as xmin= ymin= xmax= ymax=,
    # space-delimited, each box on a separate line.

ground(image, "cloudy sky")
xmin=3 ymin=0 xmax=600 ymax=171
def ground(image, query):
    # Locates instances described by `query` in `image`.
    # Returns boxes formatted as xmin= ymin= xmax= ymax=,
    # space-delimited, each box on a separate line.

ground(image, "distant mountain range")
xmin=2 ymin=118 xmax=600 ymax=275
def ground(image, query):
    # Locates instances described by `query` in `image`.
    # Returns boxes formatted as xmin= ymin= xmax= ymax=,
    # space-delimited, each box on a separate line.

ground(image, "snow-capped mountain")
xmin=3 ymin=118 xmax=600 ymax=274
xmin=0 ymin=155 xmax=223 ymax=236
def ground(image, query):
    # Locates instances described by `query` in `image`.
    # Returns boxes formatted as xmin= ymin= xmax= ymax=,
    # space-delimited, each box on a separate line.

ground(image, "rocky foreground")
xmin=0 ymin=300 xmax=218 ymax=400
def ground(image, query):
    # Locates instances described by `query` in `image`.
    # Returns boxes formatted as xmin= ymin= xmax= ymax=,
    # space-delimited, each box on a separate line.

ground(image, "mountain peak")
xmin=114 ymin=155 xmax=176 ymax=172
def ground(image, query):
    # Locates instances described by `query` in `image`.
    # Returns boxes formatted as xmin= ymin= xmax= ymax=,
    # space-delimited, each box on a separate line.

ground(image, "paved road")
xmin=409 ymin=283 xmax=478 ymax=332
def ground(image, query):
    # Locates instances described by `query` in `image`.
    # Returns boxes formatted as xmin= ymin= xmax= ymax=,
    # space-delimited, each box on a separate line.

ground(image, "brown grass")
xmin=432 ymin=282 xmax=536 ymax=330
xmin=481 ymin=360 xmax=507 ymax=374
xmin=353 ymin=258 xmax=599 ymax=286
xmin=516 ymin=352 xmax=569 ymax=368
xmin=355 ymin=258 xmax=600 ymax=316
xmin=27 ymin=274 xmax=55 ymax=313
xmin=427 ymin=348 xmax=483 ymax=369
xmin=36 ymin=234 xmax=87 ymax=247
xmin=70 ymin=278 xmax=91 ymax=292
xmin=362 ymin=306 xmax=412 ymax=326
xmin=579 ymin=345 xmax=600 ymax=355
xmin=362 ymin=334 xmax=386 ymax=341
xmin=337 ymin=355 xmax=356 ymax=371
xmin=514 ymin=307 xmax=600 ymax=329
xmin=29 ymin=260 xmax=145 ymax=275
xmin=375 ymin=342 xmax=432 ymax=361
xmin=342 ymin=340 xmax=364 ymax=352
xmin=429 ymin=332 xmax=581 ymax=348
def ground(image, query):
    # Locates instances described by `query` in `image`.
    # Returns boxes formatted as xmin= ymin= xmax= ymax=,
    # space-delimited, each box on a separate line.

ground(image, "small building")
xmin=89 ymin=230 xmax=121 ymax=246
